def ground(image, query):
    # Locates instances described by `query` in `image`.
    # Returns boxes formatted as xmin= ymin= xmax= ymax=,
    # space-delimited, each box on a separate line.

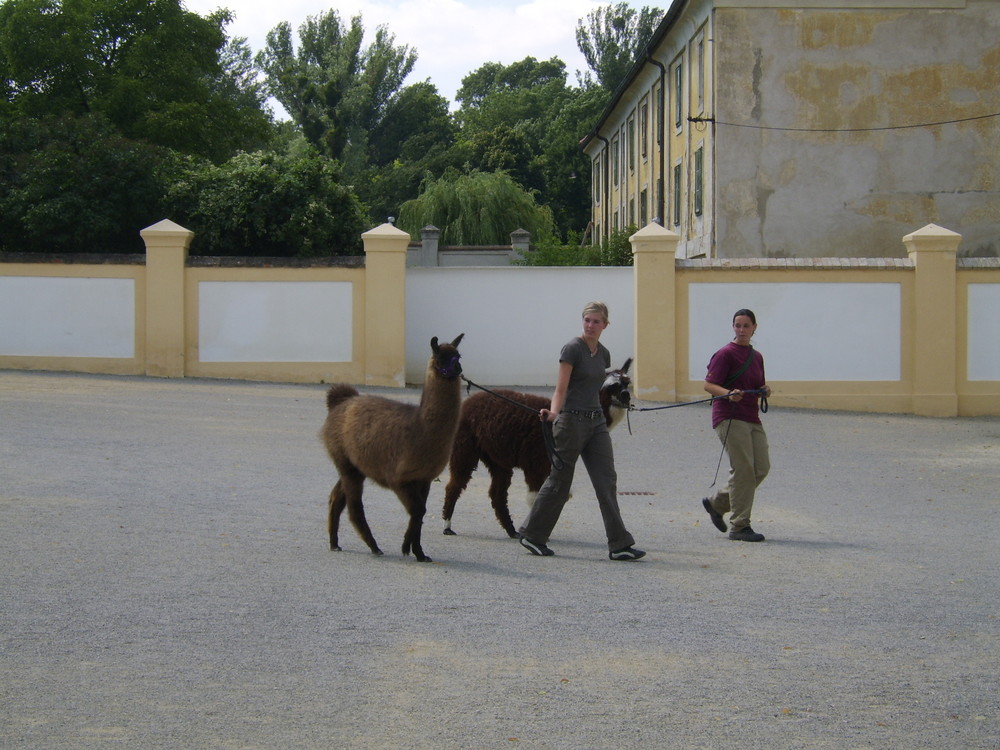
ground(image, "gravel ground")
xmin=1 ymin=370 xmax=998 ymax=750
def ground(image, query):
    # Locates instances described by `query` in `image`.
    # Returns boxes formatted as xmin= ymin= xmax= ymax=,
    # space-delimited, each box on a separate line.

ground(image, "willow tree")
xmin=397 ymin=170 xmax=553 ymax=246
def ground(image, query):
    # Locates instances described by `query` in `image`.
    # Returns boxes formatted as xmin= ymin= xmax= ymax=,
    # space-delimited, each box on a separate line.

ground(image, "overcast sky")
xmin=183 ymin=0 xmax=656 ymax=112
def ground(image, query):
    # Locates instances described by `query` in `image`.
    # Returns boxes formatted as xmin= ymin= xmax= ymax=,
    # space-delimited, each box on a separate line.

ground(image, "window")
xmin=594 ymin=158 xmax=602 ymax=204
xmin=672 ymin=163 xmax=682 ymax=226
xmin=696 ymin=37 xmax=705 ymax=114
xmin=673 ymin=61 xmax=683 ymax=130
xmin=629 ymin=197 xmax=635 ymax=226
xmin=612 ymin=137 xmax=620 ymax=187
xmin=640 ymin=188 xmax=648 ymax=227
xmin=640 ymin=101 xmax=649 ymax=159
xmin=655 ymin=177 xmax=664 ymax=225
xmin=653 ymin=84 xmax=662 ymax=145
xmin=694 ymin=148 xmax=703 ymax=216
xmin=627 ymin=115 xmax=636 ymax=172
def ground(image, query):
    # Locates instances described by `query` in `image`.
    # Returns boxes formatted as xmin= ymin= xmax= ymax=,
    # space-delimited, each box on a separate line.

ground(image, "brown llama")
xmin=442 ymin=358 xmax=632 ymax=538
xmin=321 ymin=334 xmax=465 ymax=562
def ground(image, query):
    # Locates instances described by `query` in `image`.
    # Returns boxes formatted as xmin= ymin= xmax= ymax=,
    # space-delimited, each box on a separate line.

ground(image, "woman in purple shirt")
xmin=701 ymin=309 xmax=773 ymax=542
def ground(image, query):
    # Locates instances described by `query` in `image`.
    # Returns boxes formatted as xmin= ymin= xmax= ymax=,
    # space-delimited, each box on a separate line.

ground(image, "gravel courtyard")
xmin=2 ymin=370 xmax=998 ymax=749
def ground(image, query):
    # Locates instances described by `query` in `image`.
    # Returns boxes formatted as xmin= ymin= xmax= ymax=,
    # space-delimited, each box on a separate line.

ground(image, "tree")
xmin=258 ymin=10 xmax=415 ymax=168
xmin=165 ymin=147 xmax=368 ymax=257
xmin=576 ymin=3 xmax=663 ymax=93
xmin=0 ymin=113 xmax=177 ymax=253
xmin=397 ymin=169 xmax=553 ymax=246
xmin=0 ymin=0 xmax=273 ymax=162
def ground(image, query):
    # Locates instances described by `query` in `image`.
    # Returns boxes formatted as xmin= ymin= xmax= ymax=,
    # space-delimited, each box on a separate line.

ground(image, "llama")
xmin=321 ymin=334 xmax=465 ymax=562
xmin=442 ymin=358 xmax=632 ymax=538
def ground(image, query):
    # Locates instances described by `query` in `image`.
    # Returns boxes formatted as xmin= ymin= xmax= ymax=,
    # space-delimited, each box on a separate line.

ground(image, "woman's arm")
xmin=540 ymin=361 xmax=573 ymax=421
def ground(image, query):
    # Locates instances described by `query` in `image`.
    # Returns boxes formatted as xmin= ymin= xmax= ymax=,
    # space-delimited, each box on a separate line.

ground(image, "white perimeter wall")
xmin=198 ymin=281 xmax=353 ymax=363
xmin=0 ymin=276 xmax=135 ymax=357
xmin=406 ymin=267 xmax=635 ymax=386
xmin=688 ymin=283 xmax=902 ymax=381
xmin=968 ymin=283 xmax=1000 ymax=381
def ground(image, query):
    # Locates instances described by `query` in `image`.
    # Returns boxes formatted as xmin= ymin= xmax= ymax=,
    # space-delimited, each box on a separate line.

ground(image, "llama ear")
xmin=451 ymin=333 xmax=465 ymax=348
xmin=431 ymin=336 xmax=440 ymax=352
xmin=622 ymin=357 xmax=633 ymax=373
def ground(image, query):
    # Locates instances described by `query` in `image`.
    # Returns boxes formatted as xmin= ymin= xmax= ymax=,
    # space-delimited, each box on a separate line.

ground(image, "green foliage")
xmin=516 ymin=226 xmax=637 ymax=267
xmin=0 ymin=114 xmax=177 ymax=253
xmin=258 ymin=9 xmax=415 ymax=169
xmin=0 ymin=0 xmax=273 ymax=162
xmin=397 ymin=169 xmax=553 ymax=246
xmin=576 ymin=3 xmax=664 ymax=93
xmin=165 ymin=149 xmax=367 ymax=257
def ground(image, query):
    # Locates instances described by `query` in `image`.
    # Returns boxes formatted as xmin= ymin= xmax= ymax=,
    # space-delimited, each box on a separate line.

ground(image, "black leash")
xmin=460 ymin=375 xmax=566 ymax=471
xmin=625 ymin=389 xmax=769 ymax=488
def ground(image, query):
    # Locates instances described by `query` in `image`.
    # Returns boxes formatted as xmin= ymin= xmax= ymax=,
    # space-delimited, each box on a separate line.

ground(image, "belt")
xmin=562 ymin=408 xmax=603 ymax=419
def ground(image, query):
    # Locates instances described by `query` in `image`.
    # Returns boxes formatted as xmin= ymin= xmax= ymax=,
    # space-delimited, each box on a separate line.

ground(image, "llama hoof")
xmin=443 ymin=528 xmax=457 ymax=536
xmin=371 ymin=549 xmax=384 ymax=556
xmin=416 ymin=555 xmax=433 ymax=563
xmin=330 ymin=544 xmax=342 ymax=551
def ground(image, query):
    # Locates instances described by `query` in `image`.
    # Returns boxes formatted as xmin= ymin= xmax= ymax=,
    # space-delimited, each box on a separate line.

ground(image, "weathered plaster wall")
xmin=714 ymin=3 xmax=1000 ymax=258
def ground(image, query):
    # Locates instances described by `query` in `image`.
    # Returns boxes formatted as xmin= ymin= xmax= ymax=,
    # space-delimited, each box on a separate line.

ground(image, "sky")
xmin=183 ymin=0 xmax=655 ymax=112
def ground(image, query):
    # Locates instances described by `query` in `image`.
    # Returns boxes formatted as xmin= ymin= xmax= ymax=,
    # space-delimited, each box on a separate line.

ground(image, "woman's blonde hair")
xmin=582 ymin=301 xmax=609 ymax=324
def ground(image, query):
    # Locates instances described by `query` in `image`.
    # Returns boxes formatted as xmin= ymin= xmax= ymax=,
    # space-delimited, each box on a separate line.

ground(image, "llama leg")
xmin=522 ymin=465 xmax=550 ymax=515
xmin=399 ymin=481 xmax=432 ymax=562
xmin=442 ymin=467 xmax=472 ymax=536
xmin=441 ymin=437 xmax=479 ymax=535
xmin=486 ymin=464 xmax=517 ymax=538
xmin=342 ymin=473 xmax=383 ymax=556
xmin=328 ymin=480 xmax=346 ymax=551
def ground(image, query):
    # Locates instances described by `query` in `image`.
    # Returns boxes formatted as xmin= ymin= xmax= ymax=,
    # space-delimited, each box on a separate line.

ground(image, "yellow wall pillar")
xmin=631 ymin=223 xmax=679 ymax=400
xmin=140 ymin=219 xmax=193 ymax=377
xmin=903 ymin=223 xmax=961 ymax=417
xmin=363 ymin=222 xmax=410 ymax=387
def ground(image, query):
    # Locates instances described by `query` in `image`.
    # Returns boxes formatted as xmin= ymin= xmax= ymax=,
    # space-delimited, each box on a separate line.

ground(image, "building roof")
xmin=580 ymin=0 xmax=687 ymax=151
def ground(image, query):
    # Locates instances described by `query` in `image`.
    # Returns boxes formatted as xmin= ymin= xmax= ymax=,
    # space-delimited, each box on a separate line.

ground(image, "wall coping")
xmin=678 ymin=257 xmax=914 ymax=269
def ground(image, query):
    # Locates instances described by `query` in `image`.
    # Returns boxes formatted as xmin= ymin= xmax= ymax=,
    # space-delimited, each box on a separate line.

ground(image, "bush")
xmin=516 ymin=226 xmax=637 ymax=266
xmin=166 ymin=148 xmax=367 ymax=256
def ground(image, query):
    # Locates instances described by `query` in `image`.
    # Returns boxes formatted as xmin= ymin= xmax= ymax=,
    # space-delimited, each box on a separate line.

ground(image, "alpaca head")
xmin=601 ymin=357 xmax=632 ymax=429
xmin=430 ymin=334 xmax=465 ymax=379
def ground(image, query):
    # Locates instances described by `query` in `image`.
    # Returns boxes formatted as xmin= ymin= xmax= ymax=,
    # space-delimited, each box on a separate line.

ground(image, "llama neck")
xmin=418 ymin=369 xmax=462 ymax=427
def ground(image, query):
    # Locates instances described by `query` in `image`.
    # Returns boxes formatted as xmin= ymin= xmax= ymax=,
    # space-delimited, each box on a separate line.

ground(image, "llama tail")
xmin=326 ymin=384 xmax=360 ymax=410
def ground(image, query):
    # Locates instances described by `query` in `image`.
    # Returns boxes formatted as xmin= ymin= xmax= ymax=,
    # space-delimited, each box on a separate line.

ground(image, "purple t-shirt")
xmin=705 ymin=342 xmax=766 ymax=428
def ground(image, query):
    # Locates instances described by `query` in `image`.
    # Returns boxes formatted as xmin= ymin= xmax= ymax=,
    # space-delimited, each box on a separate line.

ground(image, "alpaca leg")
xmin=442 ymin=437 xmax=479 ymax=535
xmin=522 ymin=465 xmax=550 ymax=510
xmin=399 ymin=481 xmax=432 ymax=562
xmin=485 ymin=464 xmax=517 ymax=538
xmin=342 ymin=473 xmax=383 ymax=556
xmin=328 ymin=480 xmax=346 ymax=551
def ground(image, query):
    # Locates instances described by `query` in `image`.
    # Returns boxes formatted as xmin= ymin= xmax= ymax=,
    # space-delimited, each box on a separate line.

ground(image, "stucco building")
xmin=582 ymin=0 xmax=1000 ymax=258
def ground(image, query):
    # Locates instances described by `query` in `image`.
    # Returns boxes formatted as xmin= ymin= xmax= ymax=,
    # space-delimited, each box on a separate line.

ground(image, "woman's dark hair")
xmin=733 ymin=308 xmax=757 ymax=324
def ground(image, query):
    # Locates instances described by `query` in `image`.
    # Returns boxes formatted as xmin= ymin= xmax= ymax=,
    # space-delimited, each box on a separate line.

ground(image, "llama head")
xmin=430 ymin=334 xmax=465 ymax=379
xmin=601 ymin=357 xmax=632 ymax=429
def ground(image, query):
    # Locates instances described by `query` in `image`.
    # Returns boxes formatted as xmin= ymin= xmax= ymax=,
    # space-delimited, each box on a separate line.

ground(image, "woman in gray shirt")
xmin=517 ymin=302 xmax=645 ymax=560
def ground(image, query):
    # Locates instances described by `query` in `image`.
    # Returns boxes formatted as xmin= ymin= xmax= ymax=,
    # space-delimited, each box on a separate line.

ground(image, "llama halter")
xmin=436 ymin=355 xmax=462 ymax=378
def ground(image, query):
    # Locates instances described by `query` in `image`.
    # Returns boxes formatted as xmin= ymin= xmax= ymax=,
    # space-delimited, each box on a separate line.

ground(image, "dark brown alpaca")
xmin=442 ymin=358 xmax=632 ymax=538
xmin=321 ymin=334 xmax=464 ymax=562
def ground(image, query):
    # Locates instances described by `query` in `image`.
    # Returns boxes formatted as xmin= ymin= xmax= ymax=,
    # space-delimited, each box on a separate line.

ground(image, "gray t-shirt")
xmin=559 ymin=337 xmax=611 ymax=412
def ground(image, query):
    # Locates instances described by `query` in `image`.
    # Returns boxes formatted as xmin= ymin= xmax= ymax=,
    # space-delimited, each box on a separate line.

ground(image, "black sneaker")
xmin=728 ymin=526 xmax=765 ymax=542
xmin=519 ymin=535 xmax=554 ymax=556
xmin=609 ymin=546 xmax=646 ymax=561
xmin=702 ymin=497 xmax=727 ymax=532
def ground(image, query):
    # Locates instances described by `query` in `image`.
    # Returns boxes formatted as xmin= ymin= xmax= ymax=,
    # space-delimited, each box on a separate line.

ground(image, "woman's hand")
xmin=539 ymin=408 xmax=556 ymax=422
xmin=727 ymin=389 xmax=743 ymax=402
